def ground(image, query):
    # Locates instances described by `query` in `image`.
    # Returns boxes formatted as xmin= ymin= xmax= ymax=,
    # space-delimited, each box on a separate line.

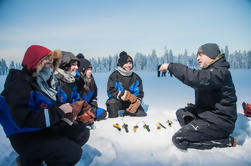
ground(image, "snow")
xmin=1 ymin=70 xmax=251 ymax=166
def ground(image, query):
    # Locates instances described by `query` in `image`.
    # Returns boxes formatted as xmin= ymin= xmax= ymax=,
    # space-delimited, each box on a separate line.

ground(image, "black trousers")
xmin=106 ymin=98 xmax=147 ymax=118
xmin=172 ymin=108 xmax=234 ymax=150
xmin=157 ymin=71 xmax=160 ymax=77
xmin=9 ymin=122 xmax=90 ymax=166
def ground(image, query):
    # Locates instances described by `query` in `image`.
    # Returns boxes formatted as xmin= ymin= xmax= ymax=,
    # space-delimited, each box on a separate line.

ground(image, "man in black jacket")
xmin=160 ymin=43 xmax=237 ymax=150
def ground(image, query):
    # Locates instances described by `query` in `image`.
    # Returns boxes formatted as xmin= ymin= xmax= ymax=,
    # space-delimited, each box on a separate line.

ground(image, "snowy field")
xmin=0 ymin=70 xmax=251 ymax=166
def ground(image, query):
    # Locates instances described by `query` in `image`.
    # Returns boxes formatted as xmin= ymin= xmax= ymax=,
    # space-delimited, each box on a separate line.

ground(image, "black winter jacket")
xmin=55 ymin=72 xmax=77 ymax=104
xmin=76 ymin=76 xmax=98 ymax=107
xmin=1 ymin=69 xmax=64 ymax=133
xmin=107 ymin=70 xmax=144 ymax=101
xmin=168 ymin=58 xmax=237 ymax=132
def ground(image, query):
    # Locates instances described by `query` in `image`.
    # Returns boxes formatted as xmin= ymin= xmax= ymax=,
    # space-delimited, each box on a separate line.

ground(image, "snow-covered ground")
xmin=1 ymin=70 xmax=251 ymax=166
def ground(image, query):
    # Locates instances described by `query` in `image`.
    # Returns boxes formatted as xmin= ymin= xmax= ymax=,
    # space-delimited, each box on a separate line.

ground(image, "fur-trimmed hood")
xmin=22 ymin=45 xmax=62 ymax=77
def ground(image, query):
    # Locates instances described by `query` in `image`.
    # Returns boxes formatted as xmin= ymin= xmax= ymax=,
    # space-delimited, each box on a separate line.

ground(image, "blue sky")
xmin=0 ymin=0 xmax=251 ymax=62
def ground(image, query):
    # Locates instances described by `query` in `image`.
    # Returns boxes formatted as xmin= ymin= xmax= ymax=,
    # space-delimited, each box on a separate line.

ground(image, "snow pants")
xmin=157 ymin=70 xmax=160 ymax=77
xmin=9 ymin=122 xmax=90 ymax=166
xmin=106 ymin=98 xmax=147 ymax=118
xmin=172 ymin=107 xmax=235 ymax=150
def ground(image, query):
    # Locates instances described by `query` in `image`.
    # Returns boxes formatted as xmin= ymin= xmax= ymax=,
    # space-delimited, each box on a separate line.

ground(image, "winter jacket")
xmin=76 ymin=76 xmax=98 ymax=107
xmin=76 ymin=76 xmax=107 ymax=119
xmin=168 ymin=57 xmax=237 ymax=132
xmin=55 ymin=51 xmax=80 ymax=104
xmin=55 ymin=69 xmax=80 ymax=104
xmin=0 ymin=69 xmax=64 ymax=136
xmin=107 ymin=70 xmax=144 ymax=101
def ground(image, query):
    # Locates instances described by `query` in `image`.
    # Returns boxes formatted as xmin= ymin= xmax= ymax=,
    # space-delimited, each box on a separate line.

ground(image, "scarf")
xmin=36 ymin=67 xmax=58 ymax=101
xmin=55 ymin=68 xmax=75 ymax=83
xmin=117 ymin=66 xmax=132 ymax=76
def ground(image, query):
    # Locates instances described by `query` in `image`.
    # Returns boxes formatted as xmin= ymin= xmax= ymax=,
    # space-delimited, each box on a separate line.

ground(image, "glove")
xmin=82 ymin=102 xmax=92 ymax=113
xmin=59 ymin=103 xmax=72 ymax=114
xmin=78 ymin=109 xmax=96 ymax=124
xmin=159 ymin=63 xmax=169 ymax=72
xmin=71 ymin=100 xmax=85 ymax=114
xmin=126 ymin=99 xmax=141 ymax=113
xmin=121 ymin=90 xmax=137 ymax=103
xmin=62 ymin=100 xmax=85 ymax=125
xmin=77 ymin=102 xmax=96 ymax=124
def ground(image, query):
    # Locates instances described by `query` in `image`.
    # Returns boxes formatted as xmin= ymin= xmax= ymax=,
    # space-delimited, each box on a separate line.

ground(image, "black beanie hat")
xmin=76 ymin=53 xmax=84 ymax=59
xmin=197 ymin=43 xmax=221 ymax=59
xmin=117 ymin=51 xmax=133 ymax=67
xmin=77 ymin=53 xmax=92 ymax=73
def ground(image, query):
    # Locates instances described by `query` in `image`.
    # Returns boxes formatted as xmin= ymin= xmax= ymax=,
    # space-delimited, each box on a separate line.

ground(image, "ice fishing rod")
xmin=113 ymin=123 xmax=121 ymax=131
xmin=156 ymin=122 xmax=166 ymax=129
xmin=167 ymin=120 xmax=173 ymax=127
xmin=142 ymin=121 xmax=150 ymax=132
xmin=121 ymin=119 xmax=129 ymax=133
xmin=133 ymin=122 xmax=140 ymax=133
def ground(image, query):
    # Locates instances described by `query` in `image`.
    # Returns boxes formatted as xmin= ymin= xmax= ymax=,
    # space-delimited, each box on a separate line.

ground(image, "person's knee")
xmin=106 ymin=98 xmax=119 ymax=105
xmin=46 ymin=141 xmax=82 ymax=166
xmin=60 ymin=144 xmax=82 ymax=165
xmin=77 ymin=128 xmax=90 ymax=146
xmin=106 ymin=98 xmax=120 ymax=118
xmin=64 ymin=144 xmax=82 ymax=166
xmin=176 ymin=108 xmax=185 ymax=118
xmin=69 ymin=145 xmax=82 ymax=164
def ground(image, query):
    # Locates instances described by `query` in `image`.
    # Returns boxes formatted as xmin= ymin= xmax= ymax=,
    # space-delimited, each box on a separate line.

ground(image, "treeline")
xmin=89 ymin=46 xmax=251 ymax=72
xmin=0 ymin=46 xmax=251 ymax=75
xmin=0 ymin=60 xmax=22 ymax=75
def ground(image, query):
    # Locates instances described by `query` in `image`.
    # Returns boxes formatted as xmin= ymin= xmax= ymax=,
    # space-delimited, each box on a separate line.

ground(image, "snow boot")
xmin=16 ymin=156 xmax=44 ymax=166
xmin=232 ymin=137 xmax=237 ymax=147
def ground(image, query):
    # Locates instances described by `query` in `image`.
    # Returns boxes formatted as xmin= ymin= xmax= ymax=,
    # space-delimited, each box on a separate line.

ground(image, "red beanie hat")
xmin=22 ymin=45 xmax=52 ymax=73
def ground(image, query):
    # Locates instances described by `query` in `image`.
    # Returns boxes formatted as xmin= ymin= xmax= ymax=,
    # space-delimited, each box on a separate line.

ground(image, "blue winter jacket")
xmin=0 ymin=69 xmax=64 ymax=137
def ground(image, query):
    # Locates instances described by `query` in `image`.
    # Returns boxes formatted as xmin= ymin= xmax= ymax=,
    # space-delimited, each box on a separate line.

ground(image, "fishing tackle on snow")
xmin=142 ymin=121 xmax=150 ymax=132
xmin=113 ymin=123 xmax=121 ymax=131
xmin=133 ymin=122 xmax=140 ymax=133
xmin=167 ymin=120 xmax=173 ymax=127
xmin=121 ymin=119 xmax=129 ymax=133
xmin=156 ymin=122 xmax=166 ymax=129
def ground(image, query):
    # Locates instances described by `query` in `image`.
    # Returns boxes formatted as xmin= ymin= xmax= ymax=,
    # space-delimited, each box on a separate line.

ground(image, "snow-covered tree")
xmin=134 ymin=53 xmax=147 ymax=71
xmin=146 ymin=50 xmax=158 ymax=71
xmin=9 ymin=60 xmax=15 ymax=69
xmin=224 ymin=46 xmax=229 ymax=61
xmin=0 ymin=59 xmax=8 ymax=75
xmin=248 ymin=51 xmax=251 ymax=69
xmin=15 ymin=62 xmax=22 ymax=70
xmin=169 ymin=49 xmax=174 ymax=63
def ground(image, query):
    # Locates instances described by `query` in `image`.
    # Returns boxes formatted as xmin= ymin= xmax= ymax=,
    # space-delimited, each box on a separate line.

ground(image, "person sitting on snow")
xmin=0 ymin=45 xmax=90 ymax=166
xmin=160 ymin=43 xmax=237 ymax=150
xmin=54 ymin=51 xmax=81 ymax=104
xmin=242 ymin=102 xmax=251 ymax=117
xmin=55 ymin=51 xmax=98 ymax=125
xmin=76 ymin=53 xmax=107 ymax=121
xmin=106 ymin=51 xmax=147 ymax=118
